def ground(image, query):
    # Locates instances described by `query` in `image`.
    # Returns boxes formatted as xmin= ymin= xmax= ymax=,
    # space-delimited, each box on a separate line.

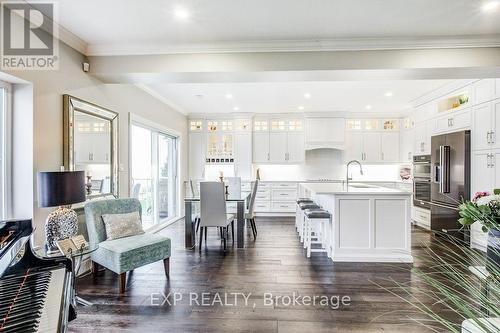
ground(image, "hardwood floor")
xmin=69 ymin=219 xmax=459 ymax=332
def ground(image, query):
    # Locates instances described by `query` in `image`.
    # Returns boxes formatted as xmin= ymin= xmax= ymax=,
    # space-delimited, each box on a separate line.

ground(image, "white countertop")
xmin=299 ymin=182 xmax=411 ymax=195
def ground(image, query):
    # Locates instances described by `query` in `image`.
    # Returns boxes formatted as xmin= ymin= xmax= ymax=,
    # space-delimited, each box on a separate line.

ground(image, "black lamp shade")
xmin=38 ymin=171 xmax=86 ymax=208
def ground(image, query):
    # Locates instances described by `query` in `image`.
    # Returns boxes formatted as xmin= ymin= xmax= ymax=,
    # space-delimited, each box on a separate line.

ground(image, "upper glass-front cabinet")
xmin=288 ymin=120 xmax=303 ymax=131
xmin=364 ymin=120 xmax=379 ymax=130
xmin=346 ymin=119 xmax=400 ymax=131
xmin=254 ymin=120 xmax=268 ymax=131
xmin=271 ymin=120 xmax=286 ymax=131
xmin=383 ymin=119 xmax=399 ymax=130
xmin=189 ymin=120 xmax=203 ymax=132
xmin=402 ymin=117 xmax=414 ymax=129
xmin=346 ymin=120 xmax=362 ymax=130
xmin=235 ymin=119 xmax=251 ymax=131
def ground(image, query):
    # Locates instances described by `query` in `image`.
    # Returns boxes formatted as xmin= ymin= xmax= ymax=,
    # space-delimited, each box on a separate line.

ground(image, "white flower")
xmin=476 ymin=194 xmax=500 ymax=206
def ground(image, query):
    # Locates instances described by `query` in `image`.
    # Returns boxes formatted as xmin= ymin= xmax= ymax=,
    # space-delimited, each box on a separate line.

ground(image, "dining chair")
xmin=245 ymin=180 xmax=259 ymax=240
xmin=199 ymin=182 xmax=235 ymax=252
xmin=225 ymin=177 xmax=241 ymax=197
xmin=225 ymin=177 xmax=241 ymax=217
xmin=189 ymin=180 xmax=202 ymax=232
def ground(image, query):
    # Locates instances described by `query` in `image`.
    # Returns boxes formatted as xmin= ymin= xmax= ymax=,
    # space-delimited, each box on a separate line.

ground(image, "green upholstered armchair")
xmin=84 ymin=198 xmax=171 ymax=293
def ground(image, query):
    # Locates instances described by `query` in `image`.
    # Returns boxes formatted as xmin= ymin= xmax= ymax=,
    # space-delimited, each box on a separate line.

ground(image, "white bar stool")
xmin=297 ymin=202 xmax=321 ymax=243
xmin=303 ymin=209 xmax=331 ymax=258
xmin=295 ymin=198 xmax=313 ymax=232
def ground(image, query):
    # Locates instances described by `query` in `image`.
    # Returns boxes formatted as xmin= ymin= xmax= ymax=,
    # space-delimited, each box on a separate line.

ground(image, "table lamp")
xmin=38 ymin=171 xmax=86 ymax=253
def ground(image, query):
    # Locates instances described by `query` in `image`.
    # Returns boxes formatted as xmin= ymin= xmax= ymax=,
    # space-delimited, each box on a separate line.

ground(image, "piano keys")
xmin=0 ymin=220 xmax=75 ymax=333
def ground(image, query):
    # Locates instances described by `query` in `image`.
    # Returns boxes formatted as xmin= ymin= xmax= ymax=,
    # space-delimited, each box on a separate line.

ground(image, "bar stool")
xmin=303 ymin=209 xmax=331 ymax=258
xmin=297 ymin=202 xmax=321 ymax=242
xmin=296 ymin=198 xmax=313 ymax=231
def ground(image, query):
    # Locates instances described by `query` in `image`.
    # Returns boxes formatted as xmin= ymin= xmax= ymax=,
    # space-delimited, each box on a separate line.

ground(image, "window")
xmin=0 ymin=81 xmax=11 ymax=219
xmin=131 ymin=123 xmax=179 ymax=229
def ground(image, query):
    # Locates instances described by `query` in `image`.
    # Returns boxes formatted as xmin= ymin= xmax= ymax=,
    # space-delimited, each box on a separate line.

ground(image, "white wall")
xmin=3 ymin=41 xmax=188 ymax=244
xmin=253 ymin=149 xmax=402 ymax=181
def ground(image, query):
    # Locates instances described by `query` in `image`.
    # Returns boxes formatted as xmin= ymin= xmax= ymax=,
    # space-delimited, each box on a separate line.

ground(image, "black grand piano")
xmin=0 ymin=219 xmax=76 ymax=332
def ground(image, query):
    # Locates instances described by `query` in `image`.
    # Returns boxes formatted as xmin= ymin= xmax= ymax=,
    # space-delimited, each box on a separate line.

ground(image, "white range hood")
xmin=305 ymin=117 xmax=345 ymax=150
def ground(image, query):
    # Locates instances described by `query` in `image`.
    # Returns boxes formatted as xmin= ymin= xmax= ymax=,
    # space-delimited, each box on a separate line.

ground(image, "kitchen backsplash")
xmin=252 ymin=149 xmax=405 ymax=181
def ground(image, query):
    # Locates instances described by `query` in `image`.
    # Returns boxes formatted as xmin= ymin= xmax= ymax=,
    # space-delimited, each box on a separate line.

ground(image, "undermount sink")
xmin=348 ymin=184 xmax=375 ymax=188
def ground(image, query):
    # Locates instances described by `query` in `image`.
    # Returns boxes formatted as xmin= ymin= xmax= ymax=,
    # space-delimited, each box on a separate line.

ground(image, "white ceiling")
xmin=52 ymin=0 xmax=500 ymax=55
xmin=144 ymin=80 xmax=452 ymax=115
xmin=46 ymin=1 xmax=492 ymax=116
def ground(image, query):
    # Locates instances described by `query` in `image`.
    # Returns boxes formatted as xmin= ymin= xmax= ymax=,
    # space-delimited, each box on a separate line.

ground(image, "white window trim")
xmin=0 ymin=80 xmax=12 ymax=219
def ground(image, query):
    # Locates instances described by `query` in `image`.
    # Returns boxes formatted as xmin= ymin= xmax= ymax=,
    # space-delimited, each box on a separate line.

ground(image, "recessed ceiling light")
xmin=482 ymin=1 xmax=499 ymax=11
xmin=233 ymin=106 xmax=240 ymax=111
xmin=298 ymin=106 xmax=305 ymax=110
xmin=303 ymin=93 xmax=311 ymax=99
xmin=225 ymin=93 xmax=233 ymax=99
xmin=365 ymin=105 xmax=372 ymax=110
xmin=174 ymin=6 xmax=190 ymax=20
xmin=384 ymin=91 xmax=393 ymax=97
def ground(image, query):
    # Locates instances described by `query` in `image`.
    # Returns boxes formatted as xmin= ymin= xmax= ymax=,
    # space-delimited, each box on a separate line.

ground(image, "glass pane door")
xmin=131 ymin=125 xmax=154 ymax=227
xmin=156 ymin=133 xmax=177 ymax=224
xmin=131 ymin=124 xmax=178 ymax=229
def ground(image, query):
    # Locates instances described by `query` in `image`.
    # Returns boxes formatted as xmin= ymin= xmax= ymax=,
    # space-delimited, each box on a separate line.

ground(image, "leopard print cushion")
xmin=101 ymin=211 xmax=145 ymax=240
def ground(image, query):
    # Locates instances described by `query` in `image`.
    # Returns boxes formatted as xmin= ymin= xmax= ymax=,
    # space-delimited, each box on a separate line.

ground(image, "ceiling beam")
xmin=89 ymin=47 xmax=500 ymax=84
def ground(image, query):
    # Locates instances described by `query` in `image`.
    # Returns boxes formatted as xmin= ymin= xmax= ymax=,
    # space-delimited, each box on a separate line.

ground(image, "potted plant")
xmin=458 ymin=191 xmax=500 ymax=272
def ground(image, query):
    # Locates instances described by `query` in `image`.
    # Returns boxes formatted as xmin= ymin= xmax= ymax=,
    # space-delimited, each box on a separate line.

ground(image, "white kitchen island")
xmin=299 ymin=183 xmax=413 ymax=263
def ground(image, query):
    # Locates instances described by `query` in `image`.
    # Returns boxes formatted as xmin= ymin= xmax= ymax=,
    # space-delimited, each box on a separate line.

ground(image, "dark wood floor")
xmin=69 ymin=218 xmax=458 ymax=332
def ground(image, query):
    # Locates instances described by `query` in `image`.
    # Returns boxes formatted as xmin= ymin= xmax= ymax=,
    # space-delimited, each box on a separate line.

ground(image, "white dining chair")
xmin=190 ymin=180 xmax=201 ymax=232
xmin=225 ymin=177 xmax=241 ymax=215
xmin=245 ymin=180 xmax=259 ymax=239
xmin=199 ymin=182 xmax=235 ymax=252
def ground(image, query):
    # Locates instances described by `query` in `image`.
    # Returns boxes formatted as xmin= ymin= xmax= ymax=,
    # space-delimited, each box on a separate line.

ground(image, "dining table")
xmin=184 ymin=192 xmax=250 ymax=249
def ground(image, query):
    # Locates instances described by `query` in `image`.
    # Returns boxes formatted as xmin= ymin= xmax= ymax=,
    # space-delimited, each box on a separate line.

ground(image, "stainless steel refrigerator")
xmin=430 ymin=130 xmax=471 ymax=237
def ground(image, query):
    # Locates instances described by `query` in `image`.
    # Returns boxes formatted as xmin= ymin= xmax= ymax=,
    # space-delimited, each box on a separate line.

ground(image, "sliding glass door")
xmin=131 ymin=124 xmax=178 ymax=229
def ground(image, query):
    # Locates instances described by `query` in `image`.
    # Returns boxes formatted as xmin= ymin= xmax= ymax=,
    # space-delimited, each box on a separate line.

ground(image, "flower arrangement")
xmin=458 ymin=191 xmax=500 ymax=232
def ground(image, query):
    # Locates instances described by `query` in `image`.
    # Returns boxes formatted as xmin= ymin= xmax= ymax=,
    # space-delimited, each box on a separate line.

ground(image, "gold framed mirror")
xmin=63 ymin=95 xmax=119 ymax=198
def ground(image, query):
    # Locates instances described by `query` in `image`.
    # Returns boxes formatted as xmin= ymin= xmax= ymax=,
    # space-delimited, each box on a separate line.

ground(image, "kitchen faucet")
xmin=346 ymin=160 xmax=364 ymax=188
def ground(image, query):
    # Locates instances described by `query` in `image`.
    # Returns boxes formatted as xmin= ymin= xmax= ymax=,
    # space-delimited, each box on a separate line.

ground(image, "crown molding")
xmin=11 ymin=1 xmax=89 ymax=55
xmin=86 ymin=35 xmax=500 ymax=56
xmin=135 ymin=84 xmax=189 ymax=115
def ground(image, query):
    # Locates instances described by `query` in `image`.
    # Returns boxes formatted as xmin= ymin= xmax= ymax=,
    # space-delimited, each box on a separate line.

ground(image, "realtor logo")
xmin=1 ymin=1 xmax=59 ymax=70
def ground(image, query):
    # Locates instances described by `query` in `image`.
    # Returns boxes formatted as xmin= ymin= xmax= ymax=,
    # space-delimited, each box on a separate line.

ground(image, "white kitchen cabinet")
xmin=471 ymin=221 xmax=488 ymax=252
xmin=74 ymin=132 xmax=111 ymax=164
xmin=234 ymin=133 xmax=252 ymax=179
xmin=287 ymin=132 xmax=305 ymax=163
xmin=400 ymin=128 xmax=414 ymax=162
xmin=381 ymin=132 xmax=400 ymax=162
xmin=472 ymin=100 xmax=500 ymax=151
xmin=363 ymin=132 xmax=381 ymax=162
xmin=345 ymin=132 xmax=363 ymax=161
xmin=414 ymin=120 xmax=433 ymax=155
xmin=413 ymin=206 xmax=431 ymax=230
xmin=188 ymin=132 xmax=205 ymax=179
xmin=253 ymin=119 xmax=305 ymax=164
xmin=435 ymin=109 xmax=471 ymax=134
xmin=472 ymin=151 xmax=495 ymax=193
xmin=269 ymin=132 xmax=288 ymax=163
xmin=253 ymin=132 xmax=270 ymax=163
xmin=474 ymin=79 xmax=496 ymax=105
xmin=345 ymin=131 xmax=399 ymax=163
